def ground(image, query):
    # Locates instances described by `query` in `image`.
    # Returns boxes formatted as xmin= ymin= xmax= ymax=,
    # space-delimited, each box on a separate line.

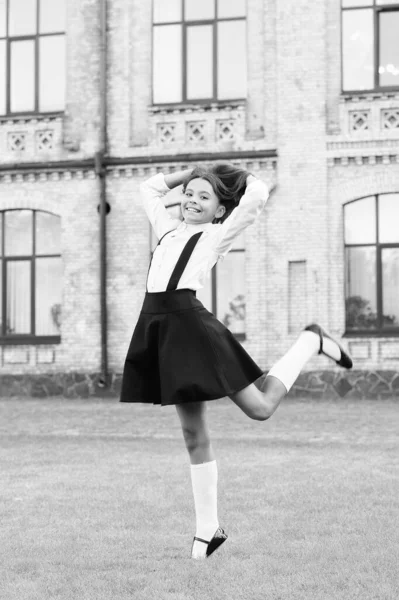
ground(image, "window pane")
xmin=40 ymin=0 xmax=65 ymax=33
xmin=379 ymin=194 xmax=399 ymax=243
xmin=382 ymin=249 xmax=399 ymax=328
xmin=9 ymin=0 xmax=37 ymax=36
xmin=6 ymin=260 xmax=31 ymax=334
xmin=0 ymin=40 xmax=5 ymax=115
xmin=0 ymin=0 xmax=5 ymax=36
xmin=39 ymin=35 xmax=65 ymax=111
xmin=185 ymin=0 xmax=215 ymax=20
xmin=345 ymin=247 xmax=377 ymax=330
xmin=379 ymin=11 xmax=399 ymax=87
xmin=218 ymin=20 xmax=246 ymax=99
xmin=344 ymin=197 xmax=376 ymax=244
xmin=36 ymin=257 xmax=62 ymax=335
xmin=342 ymin=9 xmax=374 ymax=91
xmin=153 ymin=24 xmax=182 ymax=103
xmin=187 ymin=25 xmax=213 ymax=99
xmin=0 ymin=213 xmax=2 ymax=255
xmin=153 ymin=0 xmax=181 ymax=23
xmin=10 ymin=40 xmax=35 ymax=113
xmin=342 ymin=0 xmax=372 ymax=6
xmin=376 ymin=0 xmax=399 ymax=4
xmin=36 ymin=212 xmax=61 ymax=255
xmin=217 ymin=252 xmax=245 ymax=334
xmin=5 ymin=210 xmax=33 ymax=256
xmin=218 ymin=0 xmax=246 ymax=18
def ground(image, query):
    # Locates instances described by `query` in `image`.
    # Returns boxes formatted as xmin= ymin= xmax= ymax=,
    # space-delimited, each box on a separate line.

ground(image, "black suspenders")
xmin=146 ymin=230 xmax=203 ymax=292
xmin=166 ymin=232 xmax=203 ymax=291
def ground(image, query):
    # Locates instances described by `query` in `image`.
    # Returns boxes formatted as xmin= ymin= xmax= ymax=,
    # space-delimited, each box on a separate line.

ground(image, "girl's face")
xmin=182 ymin=178 xmax=226 ymax=224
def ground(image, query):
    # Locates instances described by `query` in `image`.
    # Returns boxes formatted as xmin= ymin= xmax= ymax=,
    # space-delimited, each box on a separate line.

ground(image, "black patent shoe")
xmin=191 ymin=527 xmax=228 ymax=559
xmin=305 ymin=323 xmax=353 ymax=369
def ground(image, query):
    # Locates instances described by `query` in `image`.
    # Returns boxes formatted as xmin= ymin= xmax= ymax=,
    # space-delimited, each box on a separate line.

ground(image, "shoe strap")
xmin=193 ymin=536 xmax=209 ymax=544
xmin=318 ymin=330 xmax=323 ymax=355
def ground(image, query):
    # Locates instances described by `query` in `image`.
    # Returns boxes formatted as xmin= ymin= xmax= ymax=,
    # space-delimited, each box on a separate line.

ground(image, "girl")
xmin=120 ymin=162 xmax=352 ymax=560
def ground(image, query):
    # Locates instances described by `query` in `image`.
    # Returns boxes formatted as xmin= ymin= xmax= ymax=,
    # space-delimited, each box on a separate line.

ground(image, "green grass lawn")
xmin=0 ymin=396 xmax=398 ymax=600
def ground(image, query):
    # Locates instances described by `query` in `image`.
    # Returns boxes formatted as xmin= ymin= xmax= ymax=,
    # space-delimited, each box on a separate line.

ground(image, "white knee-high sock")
xmin=190 ymin=460 xmax=219 ymax=553
xmin=267 ymin=330 xmax=340 ymax=393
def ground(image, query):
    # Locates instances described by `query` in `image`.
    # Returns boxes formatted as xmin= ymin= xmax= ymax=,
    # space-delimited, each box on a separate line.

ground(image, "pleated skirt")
xmin=120 ymin=288 xmax=263 ymax=406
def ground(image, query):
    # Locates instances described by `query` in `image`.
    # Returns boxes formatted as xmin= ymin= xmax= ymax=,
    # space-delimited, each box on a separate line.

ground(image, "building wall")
xmin=1 ymin=0 xmax=398 ymax=398
xmin=0 ymin=174 xmax=101 ymax=374
xmin=325 ymin=0 xmax=399 ymax=374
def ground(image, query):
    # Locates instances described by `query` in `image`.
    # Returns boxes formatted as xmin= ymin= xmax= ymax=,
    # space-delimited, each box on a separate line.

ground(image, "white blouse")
xmin=141 ymin=173 xmax=269 ymax=292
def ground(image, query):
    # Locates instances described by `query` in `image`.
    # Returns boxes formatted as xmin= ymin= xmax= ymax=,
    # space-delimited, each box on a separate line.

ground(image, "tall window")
xmin=344 ymin=194 xmax=399 ymax=333
xmin=0 ymin=0 xmax=66 ymax=116
xmin=0 ymin=210 xmax=62 ymax=343
xmin=152 ymin=0 xmax=247 ymax=104
xmin=199 ymin=233 xmax=246 ymax=338
xmin=342 ymin=0 xmax=399 ymax=92
xmin=150 ymin=203 xmax=247 ymax=339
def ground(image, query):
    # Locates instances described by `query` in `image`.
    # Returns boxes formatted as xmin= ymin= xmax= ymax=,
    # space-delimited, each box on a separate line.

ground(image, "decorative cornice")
xmin=327 ymin=139 xmax=399 ymax=150
xmin=107 ymin=159 xmax=277 ymax=179
xmin=148 ymin=101 xmax=246 ymax=116
xmin=0 ymin=113 xmax=63 ymax=126
xmin=341 ymin=92 xmax=399 ymax=103
xmin=327 ymin=153 xmax=399 ymax=167
xmin=0 ymin=170 xmax=96 ymax=183
xmin=106 ymin=149 xmax=277 ymax=165
xmin=0 ymin=150 xmax=278 ymax=181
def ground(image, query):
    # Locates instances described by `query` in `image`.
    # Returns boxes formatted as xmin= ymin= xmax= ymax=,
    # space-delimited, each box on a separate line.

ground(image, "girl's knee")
xmin=248 ymin=406 xmax=271 ymax=421
xmin=229 ymin=385 xmax=273 ymax=421
xmin=181 ymin=425 xmax=210 ymax=453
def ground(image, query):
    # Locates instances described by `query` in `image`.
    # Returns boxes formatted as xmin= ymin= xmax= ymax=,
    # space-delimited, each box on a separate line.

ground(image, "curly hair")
xmin=182 ymin=162 xmax=251 ymax=224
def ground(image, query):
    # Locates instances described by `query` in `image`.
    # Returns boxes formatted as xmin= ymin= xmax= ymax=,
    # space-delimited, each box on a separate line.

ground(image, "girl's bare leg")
xmin=230 ymin=325 xmax=352 ymax=420
xmin=175 ymin=401 xmax=214 ymax=464
xmin=176 ymin=401 xmax=219 ymax=558
xmin=229 ymin=376 xmax=287 ymax=421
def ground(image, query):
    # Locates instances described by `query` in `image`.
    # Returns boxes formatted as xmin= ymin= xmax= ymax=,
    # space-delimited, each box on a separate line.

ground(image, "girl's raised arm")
xmin=212 ymin=177 xmax=270 ymax=259
xmin=140 ymin=169 xmax=191 ymax=240
xmin=164 ymin=169 xmax=192 ymax=189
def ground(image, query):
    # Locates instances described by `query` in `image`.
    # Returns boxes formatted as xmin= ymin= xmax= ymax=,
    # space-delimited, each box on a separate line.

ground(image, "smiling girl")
xmin=120 ymin=163 xmax=353 ymax=559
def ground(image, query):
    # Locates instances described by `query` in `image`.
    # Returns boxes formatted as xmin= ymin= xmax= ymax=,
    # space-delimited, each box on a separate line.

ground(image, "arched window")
xmin=0 ymin=209 xmax=62 ymax=343
xmin=344 ymin=194 xmax=399 ymax=333
xmin=150 ymin=201 xmax=246 ymax=340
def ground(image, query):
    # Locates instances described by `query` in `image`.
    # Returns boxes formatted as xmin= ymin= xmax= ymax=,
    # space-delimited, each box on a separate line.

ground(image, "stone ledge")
xmin=0 ymin=373 xmax=122 ymax=399
xmin=290 ymin=369 xmax=399 ymax=400
xmin=1 ymin=371 xmax=398 ymax=400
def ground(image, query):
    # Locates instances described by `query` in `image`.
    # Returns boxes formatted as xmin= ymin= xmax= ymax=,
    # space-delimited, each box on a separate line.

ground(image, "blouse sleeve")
xmin=212 ymin=179 xmax=269 ymax=258
xmin=140 ymin=173 xmax=181 ymax=240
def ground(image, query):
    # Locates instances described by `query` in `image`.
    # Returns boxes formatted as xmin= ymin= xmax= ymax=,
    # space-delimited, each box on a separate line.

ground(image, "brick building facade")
xmin=1 ymin=0 xmax=398 ymax=399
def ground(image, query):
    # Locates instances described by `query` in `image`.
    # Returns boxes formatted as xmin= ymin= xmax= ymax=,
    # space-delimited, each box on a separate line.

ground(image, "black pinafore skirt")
xmin=120 ymin=232 xmax=263 ymax=406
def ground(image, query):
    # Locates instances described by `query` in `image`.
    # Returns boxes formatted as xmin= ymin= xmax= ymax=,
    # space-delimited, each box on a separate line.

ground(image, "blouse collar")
xmin=178 ymin=220 xmax=215 ymax=232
